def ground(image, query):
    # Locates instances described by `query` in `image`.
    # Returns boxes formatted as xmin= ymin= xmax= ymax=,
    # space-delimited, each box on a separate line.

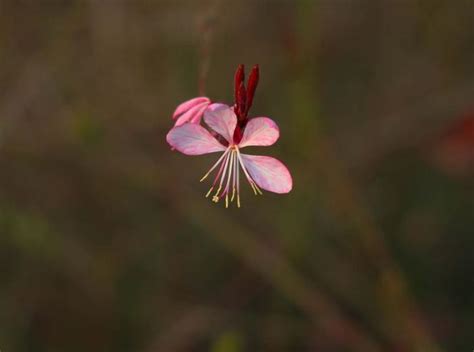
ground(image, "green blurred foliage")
xmin=211 ymin=331 xmax=242 ymax=352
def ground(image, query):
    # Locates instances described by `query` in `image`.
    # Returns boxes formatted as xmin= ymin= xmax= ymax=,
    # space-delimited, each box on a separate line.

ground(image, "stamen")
xmin=205 ymin=187 xmax=214 ymax=198
xmin=236 ymin=148 xmax=241 ymax=207
xmin=253 ymin=182 xmax=263 ymax=195
xmin=222 ymin=150 xmax=235 ymax=197
xmin=223 ymin=150 xmax=236 ymax=208
xmin=202 ymin=147 xmax=253 ymax=208
xmin=249 ymin=182 xmax=258 ymax=195
xmin=206 ymin=149 xmax=230 ymax=202
xmin=200 ymin=148 xmax=230 ymax=182
xmin=213 ymin=149 xmax=232 ymax=201
xmin=236 ymin=148 xmax=263 ymax=197
xmin=211 ymin=153 xmax=229 ymax=188
xmin=231 ymin=149 xmax=238 ymax=202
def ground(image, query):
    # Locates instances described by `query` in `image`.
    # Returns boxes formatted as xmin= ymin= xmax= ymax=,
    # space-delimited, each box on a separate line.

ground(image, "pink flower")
xmin=166 ymin=103 xmax=292 ymax=207
xmin=172 ymin=96 xmax=211 ymax=126
xmin=167 ymin=64 xmax=292 ymax=207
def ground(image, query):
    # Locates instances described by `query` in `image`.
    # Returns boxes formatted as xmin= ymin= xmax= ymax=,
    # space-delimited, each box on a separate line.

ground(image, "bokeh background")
xmin=0 ymin=1 xmax=473 ymax=351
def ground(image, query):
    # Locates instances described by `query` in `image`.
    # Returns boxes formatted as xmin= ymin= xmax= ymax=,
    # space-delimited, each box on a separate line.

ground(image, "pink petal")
xmin=203 ymin=103 xmax=237 ymax=143
xmin=238 ymin=117 xmax=280 ymax=148
xmin=174 ymin=102 xmax=208 ymax=126
xmin=166 ymin=124 xmax=226 ymax=155
xmin=172 ymin=97 xmax=210 ymax=119
xmin=240 ymin=154 xmax=292 ymax=194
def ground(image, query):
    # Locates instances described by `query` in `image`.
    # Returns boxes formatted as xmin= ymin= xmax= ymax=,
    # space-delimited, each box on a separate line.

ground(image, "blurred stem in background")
xmin=310 ymin=136 xmax=443 ymax=352
xmin=197 ymin=0 xmax=221 ymax=96
xmin=289 ymin=1 xmax=443 ymax=350
xmin=289 ymin=2 xmax=443 ymax=350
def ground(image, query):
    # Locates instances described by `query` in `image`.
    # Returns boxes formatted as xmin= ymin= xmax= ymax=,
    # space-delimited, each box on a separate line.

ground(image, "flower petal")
xmin=172 ymin=97 xmax=210 ymax=119
xmin=174 ymin=102 xmax=208 ymax=126
xmin=240 ymin=154 xmax=292 ymax=193
xmin=167 ymin=124 xmax=226 ymax=155
xmin=238 ymin=117 xmax=280 ymax=148
xmin=204 ymin=103 xmax=237 ymax=143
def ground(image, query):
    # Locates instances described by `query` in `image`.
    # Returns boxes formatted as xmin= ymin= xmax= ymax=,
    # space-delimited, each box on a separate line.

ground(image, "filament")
xmin=200 ymin=148 xmax=230 ymax=182
xmin=236 ymin=148 xmax=263 ymax=196
xmin=202 ymin=146 xmax=262 ymax=208
xmin=212 ymin=149 xmax=232 ymax=202
xmin=223 ymin=150 xmax=235 ymax=208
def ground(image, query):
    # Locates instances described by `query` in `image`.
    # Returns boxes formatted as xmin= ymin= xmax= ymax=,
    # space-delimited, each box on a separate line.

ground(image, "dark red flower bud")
xmin=245 ymin=64 xmax=259 ymax=115
xmin=237 ymin=81 xmax=247 ymax=122
xmin=234 ymin=64 xmax=245 ymax=107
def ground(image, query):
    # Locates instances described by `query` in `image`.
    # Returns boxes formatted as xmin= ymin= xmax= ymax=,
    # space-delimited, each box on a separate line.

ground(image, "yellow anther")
xmin=237 ymin=195 xmax=241 ymax=208
xmin=250 ymin=182 xmax=258 ymax=195
xmin=231 ymin=188 xmax=236 ymax=202
xmin=212 ymin=195 xmax=219 ymax=203
xmin=213 ymin=185 xmax=222 ymax=198
xmin=225 ymin=195 xmax=229 ymax=208
xmin=200 ymin=173 xmax=209 ymax=182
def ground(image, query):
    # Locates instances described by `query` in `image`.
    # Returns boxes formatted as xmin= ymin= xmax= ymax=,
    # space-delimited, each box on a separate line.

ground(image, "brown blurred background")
xmin=0 ymin=1 xmax=473 ymax=351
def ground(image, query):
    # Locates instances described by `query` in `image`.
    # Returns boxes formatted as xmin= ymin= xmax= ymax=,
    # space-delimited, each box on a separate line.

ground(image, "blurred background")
xmin=0 ymin=1 xmax=473 ymax=351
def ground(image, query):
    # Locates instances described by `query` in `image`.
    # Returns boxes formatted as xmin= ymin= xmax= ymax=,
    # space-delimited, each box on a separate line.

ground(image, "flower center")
xmin=199 ymin=145 xmax=262 ymax=208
